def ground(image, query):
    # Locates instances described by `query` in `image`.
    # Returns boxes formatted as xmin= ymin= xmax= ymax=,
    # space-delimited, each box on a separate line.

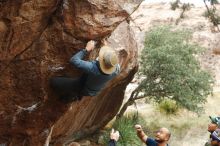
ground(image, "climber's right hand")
xmin=85 ymin=40 xmax=96 ymax=52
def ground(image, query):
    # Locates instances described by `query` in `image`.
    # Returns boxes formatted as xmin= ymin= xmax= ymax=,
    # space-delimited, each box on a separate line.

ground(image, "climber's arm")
xmin=70 ymin=49 xmax=94 ymax=73
xmin=70 ymin=40 xmax=96 ymax=74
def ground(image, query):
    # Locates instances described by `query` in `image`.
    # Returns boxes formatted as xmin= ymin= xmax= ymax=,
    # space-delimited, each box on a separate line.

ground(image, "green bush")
xmin=103 ymin=114 xmax=142 ymax=146
xmin=158 ymin=99 xmax=179 ymax=115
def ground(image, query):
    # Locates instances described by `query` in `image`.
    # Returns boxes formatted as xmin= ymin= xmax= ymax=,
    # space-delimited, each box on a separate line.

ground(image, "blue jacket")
xmin=70 ymin=49 xmax=120 ymax=96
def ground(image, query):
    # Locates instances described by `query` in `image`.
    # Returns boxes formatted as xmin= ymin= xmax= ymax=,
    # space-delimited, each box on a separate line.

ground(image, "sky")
xmin=145 ymin=0 xmax=206 ymax=7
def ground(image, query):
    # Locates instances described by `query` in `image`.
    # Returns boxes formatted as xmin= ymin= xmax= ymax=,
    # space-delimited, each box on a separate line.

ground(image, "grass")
xmin=101 ymin=114 xmax=143 ymax=146
xmin=140 ymin=110 xmax=209 ymax=145
xmin=100 ymin=91 xmax=220 ymax=146
xmin=137 ymin=91 xmax=220 ymax=146
xmin=157 ymin=98 xmax=179 ymax=115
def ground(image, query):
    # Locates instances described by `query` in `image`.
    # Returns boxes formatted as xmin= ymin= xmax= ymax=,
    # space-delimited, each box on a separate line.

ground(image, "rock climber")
xmin=50 ymin=40 xmax=120 ymax=102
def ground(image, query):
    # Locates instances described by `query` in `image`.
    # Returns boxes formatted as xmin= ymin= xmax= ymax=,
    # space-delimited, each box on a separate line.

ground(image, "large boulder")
xmin=0 ymin=0 xmax=141 ymax=145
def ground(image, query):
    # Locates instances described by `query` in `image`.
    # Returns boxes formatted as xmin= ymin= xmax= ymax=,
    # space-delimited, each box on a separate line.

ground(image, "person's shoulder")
xmin=91 ymin=60 xmax=103 ymax=75
xmin=146 ymin=137 xmax=156 ymax=141
xmin=91 ymin=60 xmax=98 ymax=64
xmin=211 ymin=129 xmax=220 ymax=141
xmin=146 ymin=137 xmax=157 ymax=145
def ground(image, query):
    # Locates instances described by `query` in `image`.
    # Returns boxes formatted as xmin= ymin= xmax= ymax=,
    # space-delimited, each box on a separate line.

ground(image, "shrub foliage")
xmin=203 ymin=0 xmax=220 ymax=31
xmin=140 ymin=26 xmax=213 ymax=113
xmin=117 ymin=26 xmax=213 ymax=118
xmin=103 ymin=115 xmax=142 ymax=146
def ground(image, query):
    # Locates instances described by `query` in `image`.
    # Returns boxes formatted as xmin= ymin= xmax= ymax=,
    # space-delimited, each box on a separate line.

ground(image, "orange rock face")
xmin=0 ymin=0 xmax=140 ymax=145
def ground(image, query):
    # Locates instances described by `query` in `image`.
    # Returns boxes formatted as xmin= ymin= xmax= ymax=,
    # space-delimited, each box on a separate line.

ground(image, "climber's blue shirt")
xmin=70 ymin=49 xmax=120 ymax=96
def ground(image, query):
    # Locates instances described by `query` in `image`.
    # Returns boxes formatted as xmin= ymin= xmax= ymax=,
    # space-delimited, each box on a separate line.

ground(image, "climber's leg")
xmin=50 ymin=77 xmax=81 ymax=102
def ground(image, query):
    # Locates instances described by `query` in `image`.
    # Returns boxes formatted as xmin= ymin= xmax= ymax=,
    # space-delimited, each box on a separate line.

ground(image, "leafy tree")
xmin=117 ymin=26 xmax=213 ymax=118
xmin=170 ymin=0 xmax=180 ymax=10
xmin=203 ymin=0 xmax=220 ymax=31
xmin=175 ymin=3 xmax=191 ymax=25
xmin=208 ymin=0 xmax=219 ymax=5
